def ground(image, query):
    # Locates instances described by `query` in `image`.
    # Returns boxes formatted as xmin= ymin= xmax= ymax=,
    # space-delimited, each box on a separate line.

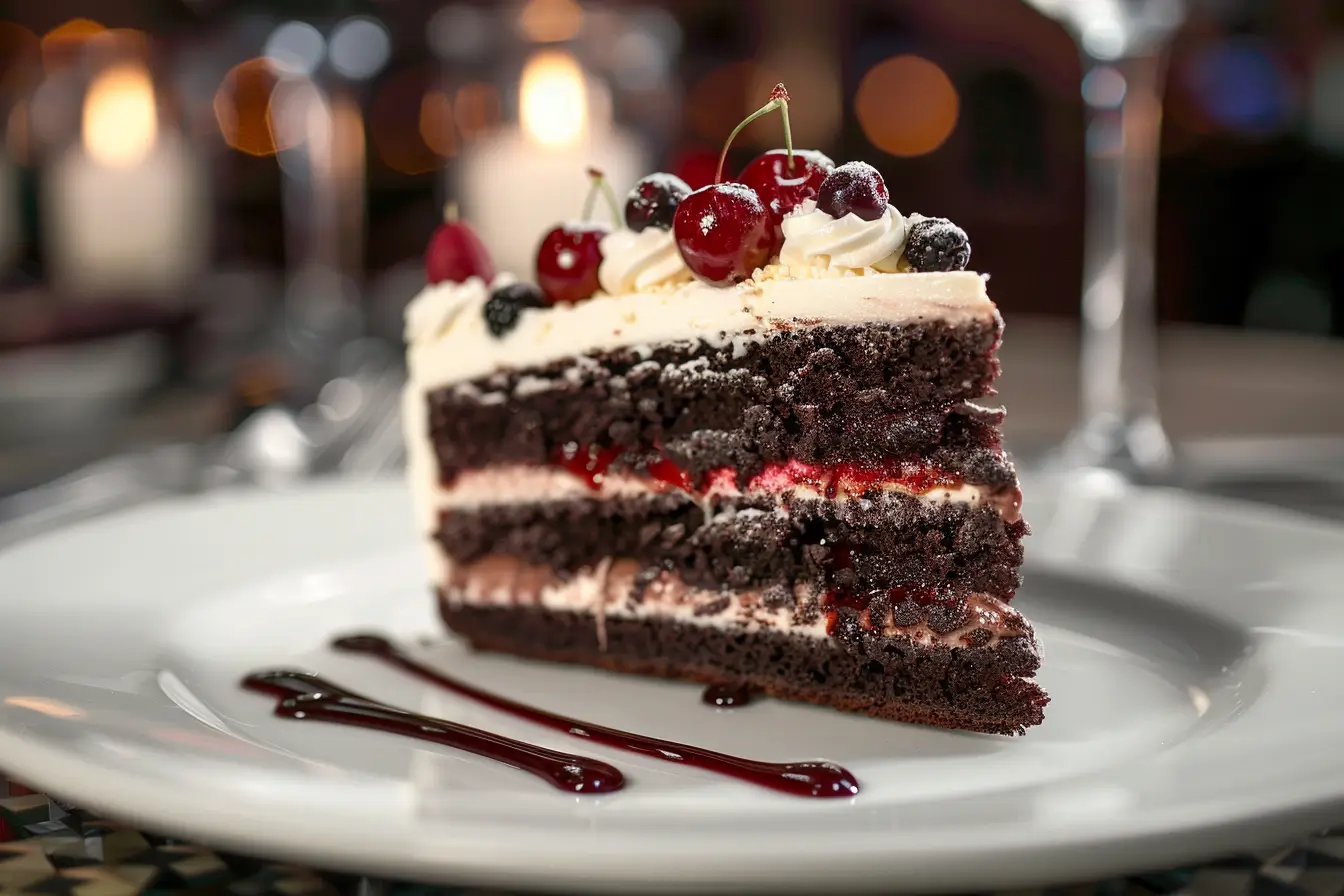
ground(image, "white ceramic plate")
xmin=0 ymin=477 xmax=1342 ymax=893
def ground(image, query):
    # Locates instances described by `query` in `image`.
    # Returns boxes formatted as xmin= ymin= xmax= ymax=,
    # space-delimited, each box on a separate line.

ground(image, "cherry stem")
xmin=581 ymin=166 xmax=621 ymax=225
xmin=715 ymin=82 xmax=793 ymax=183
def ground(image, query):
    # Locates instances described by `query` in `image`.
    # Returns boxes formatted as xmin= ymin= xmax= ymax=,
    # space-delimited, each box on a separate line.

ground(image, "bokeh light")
xmin=1185 ymin=39 xmax=1291 ymax=136
xmin=41 ymin=18 xmax=104 ymax=71
xmin=520 ymin=51 xmax=585 ymax=147
xmin=453 ymin=81 xmax=501 ymax=140
xmin=685 ymin=62 xmax=757 ymax=145
xmin=369 ymin=66 xmax=443 ymax=175
xmin=420 ymin=89 xmax=458 ymax=159
xmin=264 ymin=21 xmax=325 ymax=79
xmin=214 ymin=58 xmax=284 ymax=156
xmin=1307 ymin=41 xmax=1344 ymax=154
xmin=6 ymin=102 xmax=28 ymax=164
xmin=856 ymin=55 xmax=960 ymax=158
xmin=518 ymin=0 xmax=584 ymax=44
xmin=1245 ymin=273 xmax=1333 ymax=334
xmin=83 ymin=62 xmax=157 ymax=167
xmin=428 ymin=4 xmax=489 ymax=62
xmin=1081 ymin=66 xmax=1127 ymax=109
xmin=329 ymin=17 xmax=390 ymax=81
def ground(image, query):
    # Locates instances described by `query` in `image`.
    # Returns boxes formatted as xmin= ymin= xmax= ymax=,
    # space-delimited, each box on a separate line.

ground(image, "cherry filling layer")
xmin=550 ymin=443 xmax=964 ymax=500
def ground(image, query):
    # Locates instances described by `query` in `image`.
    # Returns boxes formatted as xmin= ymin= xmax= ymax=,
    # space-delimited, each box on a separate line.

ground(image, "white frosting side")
xmin=598 ymin=227 xmax=691 ymax=294
xmin=404 ymin=269 xmax=994 ymax=390
xmin=433 ymin=465 xmax=990 ymax=510
xmin=779 ymin=199 xmax=907 ymax=270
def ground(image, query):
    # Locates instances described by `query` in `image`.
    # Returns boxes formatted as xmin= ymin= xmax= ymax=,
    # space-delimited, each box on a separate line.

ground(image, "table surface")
xmin=1 ymin=774 xmax=1342 ymax=895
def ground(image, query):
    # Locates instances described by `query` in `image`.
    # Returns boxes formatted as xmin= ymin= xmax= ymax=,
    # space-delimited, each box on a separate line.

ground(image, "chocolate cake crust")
xmin=440 ymin=601 xmax=1047 ymax=736
xmin=428 ymin=321 xmax=1003 ymax=478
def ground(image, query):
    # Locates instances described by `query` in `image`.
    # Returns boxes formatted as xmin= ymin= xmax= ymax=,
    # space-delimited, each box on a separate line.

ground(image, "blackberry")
xmin=482 ymin=282 xmax=546 ymax=337
xmin=904 ymin=217 xmax=971 ymax=272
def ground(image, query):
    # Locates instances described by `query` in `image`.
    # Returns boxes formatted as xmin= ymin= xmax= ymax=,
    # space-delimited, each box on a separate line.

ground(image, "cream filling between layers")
xmin=433 ymin=464 xmax=989 ymax=509
xmin=443 ymin=556 xmax=1029 ymax=648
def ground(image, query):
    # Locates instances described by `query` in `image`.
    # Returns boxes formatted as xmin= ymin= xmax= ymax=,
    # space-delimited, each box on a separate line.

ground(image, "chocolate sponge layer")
xmin=440 ymin=601 xmax=1047 ymax=736
xmin=436 ymin=490 xmax=1026 ymax=599
xmin=428 ymin=320 xmax=1002 ymax=479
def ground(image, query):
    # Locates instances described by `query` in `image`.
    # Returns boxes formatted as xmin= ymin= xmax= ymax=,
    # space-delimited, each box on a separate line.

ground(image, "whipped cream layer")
xmin=598 ymin=227 xmax=692 ymax=294
xmin=404 ymin=269 xmax=995 ymax=390
xmin=435 ymin=464 xmax=992 ymax=511
xmin=779 ymin=199 xmax=907 ymax=270
xmin=444 ymin=555 xmax=1029 ymax=648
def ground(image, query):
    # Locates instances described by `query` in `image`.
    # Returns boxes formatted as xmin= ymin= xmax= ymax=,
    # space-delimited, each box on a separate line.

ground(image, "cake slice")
xmin=403 ymin=87 xmax=1047 ymax=735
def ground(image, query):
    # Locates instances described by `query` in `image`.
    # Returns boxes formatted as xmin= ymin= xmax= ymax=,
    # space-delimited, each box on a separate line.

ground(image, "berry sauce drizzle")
xmin=240 ymin=670 xmax=624 ymax=794
xmin=701 ymin=683 xmax=754 ymax=708
xmin=331 ymin=635 xmax=859 ymax=799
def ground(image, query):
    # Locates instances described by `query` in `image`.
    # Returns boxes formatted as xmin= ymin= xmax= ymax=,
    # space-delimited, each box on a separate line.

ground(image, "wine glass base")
xmin=1035 ymin=412 xmax=1180 ymax=486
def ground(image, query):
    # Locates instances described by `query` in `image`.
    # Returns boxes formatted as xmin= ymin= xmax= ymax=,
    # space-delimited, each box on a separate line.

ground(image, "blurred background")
xmin=0 ymin=0 xmax=1342 ymax=511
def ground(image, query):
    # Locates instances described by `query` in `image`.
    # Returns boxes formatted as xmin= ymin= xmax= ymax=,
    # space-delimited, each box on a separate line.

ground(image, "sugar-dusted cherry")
xmin=625 ymin=173 xmax=691 ymax=232
xmin=739 ymin=148 xmax=834 ymax=242
xmin=673 ymin=182 xmax=774 ymax=286
xmin=535 ymin=168 xmax=621 ymax=305
xmin=672 ymin=83 xmax=797 ymax=286
xmin=816 ymin=161 xmax=889 ymax=221
xmin=425 ymin=204 xmax=497 ymax=285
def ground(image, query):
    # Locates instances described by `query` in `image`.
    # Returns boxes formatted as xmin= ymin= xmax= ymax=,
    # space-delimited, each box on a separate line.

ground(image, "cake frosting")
xmin=597 ymin=227 xmax=692 ymax=294
xmin=404 ymin=269 xmax=995 ymax=390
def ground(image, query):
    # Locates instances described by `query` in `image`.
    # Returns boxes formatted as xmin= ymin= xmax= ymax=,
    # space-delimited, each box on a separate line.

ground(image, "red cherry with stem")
xmin=739 ymin=148 xmax=834 ymax=246
xmin=535 ymin=167 xmax=621 ymax=305
xmin=673 ymin=83 xmax=793 ymax=286
xmin=425 ymin=203 xmax=497 ymax=285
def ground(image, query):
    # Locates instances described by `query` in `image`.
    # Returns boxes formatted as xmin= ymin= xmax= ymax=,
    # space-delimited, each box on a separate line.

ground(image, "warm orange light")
xmin=6 ymin=101 xmax=28 ymax=165
xmin=518 ymin=0 xmax=583 ymax=43
xmin=520 ymin=50 xmax=586 ymax=147
xmin=93 ymin=28 xmax=151 ymax=58
xmin=4 ymin=696 xmax=85 ymax=719
xmin=454 ymin=81 xmax=501 ymax=140
xmin=420 ymin=89 xmax=458 ymax=159
xmin=83 ymin=62 xmax=157 ymax=167
xmin=685 ymin=61 xmax=759 ymax=145
xmin=0 ymin=21 xmax=40 ymax=88
xmin=214 ymin=58 xmax=283 ymax=156
xmin=855 ymin=55 xmax=960 ymax=158
xmin=369 ymin=68 xmax=445 ymax=175
xmin=41 ymin=18 xmax=104 ymax=70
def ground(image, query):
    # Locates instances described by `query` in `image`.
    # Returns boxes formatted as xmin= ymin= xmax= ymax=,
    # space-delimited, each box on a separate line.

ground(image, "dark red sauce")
xmin=331 ymin=635 xmax=859 ymax=799
xmin=550 ymin=442 xmax=624 ymax=491
xmin=701 ymin=683 xmax=754 ymax=708
xmin=241 ymin=670 xmax=623 ymax=794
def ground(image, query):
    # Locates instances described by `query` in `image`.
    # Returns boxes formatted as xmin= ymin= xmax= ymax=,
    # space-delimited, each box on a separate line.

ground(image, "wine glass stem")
xmin=1076 ymin=49 xmax=1174 ymax=473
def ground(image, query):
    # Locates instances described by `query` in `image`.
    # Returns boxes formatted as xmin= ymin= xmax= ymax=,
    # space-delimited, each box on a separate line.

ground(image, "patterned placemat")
xmin=3 ymin=775 xmax=1343 ymax=896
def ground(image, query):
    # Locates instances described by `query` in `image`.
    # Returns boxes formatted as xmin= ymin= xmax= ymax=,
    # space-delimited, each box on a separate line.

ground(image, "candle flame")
xmin=520 ymin=50 xmax=586 ymax=148
xmin=84 ymin=63 xmax=157 ymax=167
